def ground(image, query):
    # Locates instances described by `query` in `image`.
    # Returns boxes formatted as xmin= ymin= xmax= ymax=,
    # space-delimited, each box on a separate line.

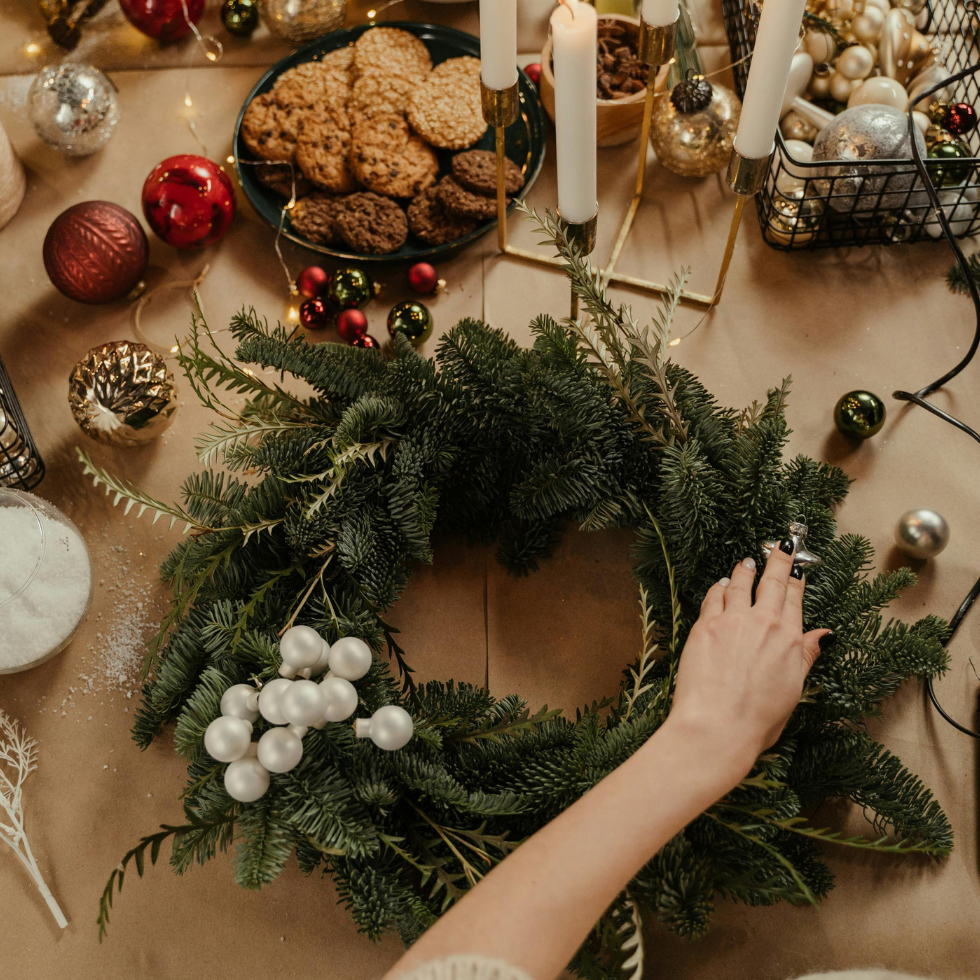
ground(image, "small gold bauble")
xmin=924 ymin=124 xmax=957 ymax=148
xmin=767 ymin=189 xmax=826 ymax=246
xmin=68 ymin=341 xmax=177 ymax=447
xmin=780 ymin=109 xmax=819 ymax=143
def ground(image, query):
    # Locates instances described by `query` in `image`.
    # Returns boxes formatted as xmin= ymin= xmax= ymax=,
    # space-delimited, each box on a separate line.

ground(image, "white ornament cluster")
xmin=205 ymin=626 xmax=415 ymax=803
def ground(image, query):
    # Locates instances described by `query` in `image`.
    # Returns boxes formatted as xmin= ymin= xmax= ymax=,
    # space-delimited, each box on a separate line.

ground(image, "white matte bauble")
xmin=851 ymin=6 xmax=884 ymax=43
xmin=830 ymin=71 xmax=862 ymax=103
xmin=258 ymin=677 xmax=294 ymax=725
xmin=220 ymin=683 xmax=260 ymax=722
xmin=355 ymin=705 xmax=414 ymax=751
xmin=224 ymin=757 xmax=271 ymax=802
xmin=280 ymin=624 xmax=324 ymax=669
xmin=847 ymin=75 xmax=908 ymax=111
xmin=912 ymin=110 xmax=931 ymax=134
xmin=204 ymin=715 xmax=253 ymax=763
xmin=280 ymin=679 xmax=328 ymax=726
xmin=908 ymin=66 xmax=952 ymax=105
xmin=803 ymin=29 xmax=836 ymax=64
xmin=895 ymin=508 xmax=950 ymax=559
xmin=310 ymin=639 xmax=331 ymax=676
xmin=328 ymin=636 xmax=373 ymax=681
xmin=836 ymin=45 xmax=875 ymax=81
xmin=320 ymin=675 xmax=360 ymax=721
xmin=863 ymin=0 xmax=890 ymax=13
xmin=925 ymin=185 xmax=980 ymax=238
xmin=776 ymin=139 xmax=814 ymax=195
xmin=257 ymin=727 xmax=304 ymax=773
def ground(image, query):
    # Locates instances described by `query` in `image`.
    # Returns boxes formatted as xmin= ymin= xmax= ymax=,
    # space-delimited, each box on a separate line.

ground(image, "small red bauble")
xmin=945 ymin=102 xmax=978 ymax=137
xmin=336 ymin=308 xmax=368 ymax=343
xmin=300 ymin=297 xmax=332 ymax=330
xmin=119 ymin=0 xmax=205 ymax=40
xmin=407 ymin=262 xmax=438 ymax=294
xmin=352 ymin=335 xmax=380 ymax=349
xmin=296 ymin=266 xmax=329 ymax=299
xmin=43 ymin=201 xmax=149 ymax=304
xmin=142 ymin=154 xmax=236 ymax=249
xmin=524 ymin=63 xmax=542 ymax=87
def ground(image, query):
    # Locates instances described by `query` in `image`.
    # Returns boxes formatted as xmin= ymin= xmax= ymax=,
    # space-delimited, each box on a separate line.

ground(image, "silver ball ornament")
xmin=355 ymin=705 xmax=414 ymax=751
xmin=280 ymin=624 xmax=324 ymax=670
xmin=258 ymin=677 xmax=294 ymax=725
xmin=257 ymin=727 xmax=304 ymax=774
xmin=328 ymin=636 xmax=373 ymax=681
xmin=895 ymin=508 xmax=950 ymax=560
xmin=28 ymin=64 xmax=119 ymax=157
xmin=221 ymin=683 xmax=260 ymax=722
xmin=204 ymin=716 xmax=253 ymax=763
xmin=319 ymin=675 xmax=359 ymax=722
xmin=224 ymin=757 xmax=271 ymax=802
xmin=280 ymin=679 xmax=328 ymax=727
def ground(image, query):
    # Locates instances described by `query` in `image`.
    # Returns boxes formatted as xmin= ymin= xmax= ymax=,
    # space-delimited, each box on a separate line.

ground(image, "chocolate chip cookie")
xmin=295 ymin=106 xmax=357 ymax=193
xmin=254 ymin=162 xmax=312 ymax=199
xmin=352 ymin=134 xmax=438 ymax=198
xmin=289 ymin=192 xmax=344 ymax=245
xmin=434 ymin=175 xmax=500 ymax=221
xmin=452 ymin=149 xmax=525 ymax=197
xmin=408 ymin=186 xmax=478 ymax=245
xmin=334 ymin=192 xmax=408 ymax=254
xmin=241 ymin=91 xmax=312 ymax=162
xmin=275 ymin=48 xmax=354 ymax=109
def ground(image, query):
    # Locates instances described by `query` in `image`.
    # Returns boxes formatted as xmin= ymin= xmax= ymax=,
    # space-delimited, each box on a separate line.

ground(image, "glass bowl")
xmin=0 ymin=489 xmax=93 ymax=674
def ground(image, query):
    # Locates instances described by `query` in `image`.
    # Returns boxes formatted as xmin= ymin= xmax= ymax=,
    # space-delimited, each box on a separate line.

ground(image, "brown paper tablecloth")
xmin=0 ymin=2 xmax=978 ymax=978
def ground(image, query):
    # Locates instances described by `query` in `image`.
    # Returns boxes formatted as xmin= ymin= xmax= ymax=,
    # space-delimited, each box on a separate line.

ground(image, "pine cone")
xmin=670 ymin=77 xmax=713 ymax=114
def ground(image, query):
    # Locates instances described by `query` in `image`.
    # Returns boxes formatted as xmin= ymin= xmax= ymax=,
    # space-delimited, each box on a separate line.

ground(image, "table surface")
xmin=1 ymin=2 xmax=978 ymax=979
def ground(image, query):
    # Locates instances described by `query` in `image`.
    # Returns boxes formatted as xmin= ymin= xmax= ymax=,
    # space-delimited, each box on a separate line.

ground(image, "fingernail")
xmin=779 ymin=537 xmax=795 ymax=555
xmin=719 ymin=577 xmax=730 ymax=586
xmin=790 ymin=565 xmax=804 ymax=580
xmin=818 ymin=631 xmax=835 ymax=651
xmin=742 ymin=557 xmax=756 ymax=570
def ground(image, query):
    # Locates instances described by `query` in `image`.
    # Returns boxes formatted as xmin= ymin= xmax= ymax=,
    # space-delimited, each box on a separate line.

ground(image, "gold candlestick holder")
xmin=559 ymin=208 xmax=599 ymax=321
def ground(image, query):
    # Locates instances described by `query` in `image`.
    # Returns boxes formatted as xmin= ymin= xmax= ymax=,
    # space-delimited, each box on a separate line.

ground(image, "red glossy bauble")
xmin=142 ymin=154 xmax=236 ymax=249
xmin=407 ymin=261 xmax=438 ymax=294
xmin=43 ymin=201 xmax=149 ymax=304
xmin=296 ymin=266 xmax=329 ymax=299
xmin=352 ymin=334 xmax=380 ymax=349
xmin=336 ymin=308 xmax=368 ymax=343
xmin=119 ymin=0 xmax=205 ymax=41
xmin=300 ymin=297 xmax=332 ymax=330
xmin=945 ymin=102 xmax=978 ymax=137
xmin=524 ymin=63 xmax=542 ymax=87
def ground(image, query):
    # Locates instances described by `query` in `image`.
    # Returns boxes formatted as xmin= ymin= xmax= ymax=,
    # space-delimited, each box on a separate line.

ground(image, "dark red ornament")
xmin=407 ymin=261 xmax=438 ymax=295
xmin=296 ymin=265 xmax=329 ymax=299
xmin=119 ymin=0 xmax=204 ymax=41
xmin=141 ymin=154 xmax=236 ymax=249
xmin=43 ymin=201 xmax=149 ymax=304
xmin=352 ymin=334 xmax=380 ymax=349
xmin=945 ymin=102 xmax=978 ymax=137
xmin=300 ymin=297 xmax=332 ymax=330
xmin=336 ymin=308 xmax=368 ymax=344
xmin=524 ymin=63 xmax=542 ymax=88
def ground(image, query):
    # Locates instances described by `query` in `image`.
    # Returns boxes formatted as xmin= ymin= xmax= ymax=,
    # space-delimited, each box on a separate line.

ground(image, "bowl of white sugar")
xmin=0 ymin=489 xmax=92 ymax=674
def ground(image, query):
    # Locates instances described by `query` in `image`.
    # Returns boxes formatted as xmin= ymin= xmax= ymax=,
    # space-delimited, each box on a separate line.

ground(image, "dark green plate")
xmin=233 ymin=22 xmax=547 ymax=264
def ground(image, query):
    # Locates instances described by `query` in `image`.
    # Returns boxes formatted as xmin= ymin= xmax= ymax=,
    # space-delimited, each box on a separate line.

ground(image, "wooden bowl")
xmin=539 ymin=14 xmax=664 ymax=147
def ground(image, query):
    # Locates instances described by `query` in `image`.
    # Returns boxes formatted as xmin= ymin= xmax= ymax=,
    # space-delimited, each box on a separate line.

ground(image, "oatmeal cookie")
xmin=407 ymin=57 xmax=485 ymax=150
xmin=407 ymin=186 xmax=478 ymax=245
xmin=353 ymin=27 xmax=431 ymax=83
xmin=295 ymin=106 xmax=357 ymax=193
xmin=275 ymin=48 xmax=354 ymax=109
xmin=334 ymin=191 xmax=408 ymax=254
xmin=451 ymin=149 xmax=525 ymax=196
xmin=349 ymin=71 xmax=415 ymax=118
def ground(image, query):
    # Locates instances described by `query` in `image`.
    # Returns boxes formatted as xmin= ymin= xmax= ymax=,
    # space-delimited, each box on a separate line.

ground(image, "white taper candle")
xmin=479 ymin=0 xmax=518 ymax=91
xmin=550 ymin=0 xmax=597 ymax=224
xmin=734 ymin=0 xmax=808 ymax=160
xmin=641 ymin=0 xmax=678 ymax=28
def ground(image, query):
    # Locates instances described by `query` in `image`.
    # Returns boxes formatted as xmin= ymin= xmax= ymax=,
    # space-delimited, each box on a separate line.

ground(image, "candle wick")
xmin=558 ymin=0 xmax=576 ymax=19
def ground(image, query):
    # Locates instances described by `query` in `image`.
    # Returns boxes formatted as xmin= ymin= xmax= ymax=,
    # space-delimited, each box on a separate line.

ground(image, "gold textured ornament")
xmin=878 ymin=8 xmax=932 ymax=85
xmin=767 ymin=189 xmax=825 ymax=246
xmin=68 ymin=341 xmax=177 ymax=446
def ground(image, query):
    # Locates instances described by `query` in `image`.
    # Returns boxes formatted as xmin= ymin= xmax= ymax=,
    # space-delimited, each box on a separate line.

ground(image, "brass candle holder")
xmin=559 ymin=208 xmax=599 ymax=320
xmin=714 ymin=145 xmax=770 ymax=302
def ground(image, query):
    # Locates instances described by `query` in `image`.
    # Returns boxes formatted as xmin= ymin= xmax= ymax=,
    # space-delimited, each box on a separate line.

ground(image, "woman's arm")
xmin=386 ymin=540 xmax=830 ymax=980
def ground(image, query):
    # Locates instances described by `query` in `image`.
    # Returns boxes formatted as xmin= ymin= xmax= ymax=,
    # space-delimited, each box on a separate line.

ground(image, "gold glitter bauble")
xmin=767 ymin=189 xmax=826 ymax=246
xmin=649 ymin=81 xmax=741 ymax=178
xmin=258 ymin=0 xmax=345 ymax=44
xmin=68 ymin=341 xmax=177 ymax=446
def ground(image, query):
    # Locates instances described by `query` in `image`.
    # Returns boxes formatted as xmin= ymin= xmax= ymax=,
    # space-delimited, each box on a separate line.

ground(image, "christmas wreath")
xmin=83 ymin=209 xmax=952 ymax=977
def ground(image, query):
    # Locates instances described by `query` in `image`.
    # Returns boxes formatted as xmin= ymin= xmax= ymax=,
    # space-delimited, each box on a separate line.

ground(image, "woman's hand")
xmin=667 ymin=539 xmax=831 ymax=778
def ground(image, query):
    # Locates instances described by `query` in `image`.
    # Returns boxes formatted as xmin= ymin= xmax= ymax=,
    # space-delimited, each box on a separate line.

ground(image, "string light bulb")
xmin=24 ymin=42 xmax=41 ymax=56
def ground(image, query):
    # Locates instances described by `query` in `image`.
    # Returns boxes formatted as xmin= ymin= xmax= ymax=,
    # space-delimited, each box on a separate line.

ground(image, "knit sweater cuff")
xmin=394 ymin=954 xmax=535 ymax=980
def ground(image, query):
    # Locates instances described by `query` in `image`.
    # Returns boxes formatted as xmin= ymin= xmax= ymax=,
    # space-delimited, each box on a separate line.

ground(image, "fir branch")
xmin=621 ymin=587 xmax=662 ymax=721
xmin=946 ymin=251 xmax=980 ymax=294
xmin=452 ymin=704 xmax=563 ymax=744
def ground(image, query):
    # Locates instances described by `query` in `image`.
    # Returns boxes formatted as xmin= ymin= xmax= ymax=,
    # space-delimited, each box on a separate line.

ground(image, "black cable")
xmin=891 ymin=60 xmax=980 ymax=738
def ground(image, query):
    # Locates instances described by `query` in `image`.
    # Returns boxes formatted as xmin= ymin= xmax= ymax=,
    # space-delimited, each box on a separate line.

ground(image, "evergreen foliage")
xmin=87 ymin=208 xmax=952 ymax=975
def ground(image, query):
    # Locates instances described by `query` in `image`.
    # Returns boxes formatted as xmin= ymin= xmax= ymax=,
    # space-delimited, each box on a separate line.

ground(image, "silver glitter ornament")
xmin=812 ymin=104 xmax=926 ymax=213
xmin=761 ymin=521 xmax=823 ymax=569
xmin=68 ymin=341 xmax=177 ymax=446
xmin=28 ymin=64 xmax=119 ymax=157
xmin=258 ymin=0 xmax=345 ymax=44
xmin=895 ymin=508 xmax=949 ymax=560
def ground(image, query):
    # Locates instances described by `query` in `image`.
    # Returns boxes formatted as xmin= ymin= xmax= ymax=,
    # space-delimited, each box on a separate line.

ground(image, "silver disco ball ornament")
xmin=812 ymin=104 xmax=926 ymax=214
xmin=28 ymin=64 xmax=119 ymax=157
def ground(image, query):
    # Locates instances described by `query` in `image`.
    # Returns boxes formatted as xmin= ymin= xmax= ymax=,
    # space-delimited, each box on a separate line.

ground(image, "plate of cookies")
xmin=234 ymin=22 xmax=546 ymax=263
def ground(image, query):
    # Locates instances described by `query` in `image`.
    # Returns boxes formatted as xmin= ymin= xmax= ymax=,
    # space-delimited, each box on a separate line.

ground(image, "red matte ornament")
xmin=296 ymin=266 xmax=329 ymax=299
xmin=524 ymin=63 xmax=542 ymax=87
xmin=407 ymin=262 xmax=438 ymax=294
xmin=945 ymin=102 xmax=978 ymax=137
xmin=119 ymin=0 xmax=205 ymax=40
xmin=142 ymin=154 xmax=236 ymax=249
xmin=352 ymin=334 xmax=380 ymax=349
xmin=43 ymin=201 xmax=149 ymax=304
xmin=300 ymin=297 xmax=332 ymax=330
xmin=336 ymin=308 xmax=369 ymax=343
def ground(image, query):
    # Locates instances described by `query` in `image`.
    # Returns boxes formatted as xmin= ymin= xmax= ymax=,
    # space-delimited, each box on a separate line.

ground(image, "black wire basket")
xmin=722 ymin=0 xmax=980 ymax=249
xmin=0 ymin=355 xmax=44 ymax=490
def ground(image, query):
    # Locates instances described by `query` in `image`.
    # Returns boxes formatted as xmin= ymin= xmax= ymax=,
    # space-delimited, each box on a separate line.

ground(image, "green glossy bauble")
xmin=927 ymin=140 xmax=971 ymax=188
xmin=834 ymin=390 xmax=886 ymax=439
xmin=221 ymin=0 xmax=259 ymax=36
xmin=387 ymin=301 xmax=433 ymax=347
xmin=325 ymin=267 xmax=372 ymax=311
